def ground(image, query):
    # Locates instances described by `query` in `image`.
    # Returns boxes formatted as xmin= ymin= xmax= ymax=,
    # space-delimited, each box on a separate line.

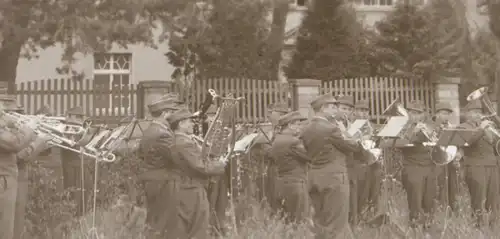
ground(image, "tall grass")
xmin=26 ymin=151 xmax=500 ymax=239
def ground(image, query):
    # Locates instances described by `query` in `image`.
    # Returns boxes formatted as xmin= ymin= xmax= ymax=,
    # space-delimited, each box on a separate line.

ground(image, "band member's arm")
xmin=174 ymin=136 xmax=225 ymax=176
xmin=0 ymin=124 xmax=37 ymax=153
xmin=290 ymin=140 xmax=313 ymax=163
xmin=328 ymin=125 xmax=362 ymax=153
xmin=16 ymin=135 xmax=51 ymax=160
xmin=456 ymin=123 xmax=483 ymax=145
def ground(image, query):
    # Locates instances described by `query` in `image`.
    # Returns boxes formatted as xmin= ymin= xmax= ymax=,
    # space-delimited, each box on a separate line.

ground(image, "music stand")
xmin=377 ymin=116 xmax=409 ymax=138
xmin=436 ymin=128 xmax=483 ymax=147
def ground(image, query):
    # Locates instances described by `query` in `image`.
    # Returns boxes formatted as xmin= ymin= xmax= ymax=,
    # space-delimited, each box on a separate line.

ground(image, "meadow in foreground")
xmin=26 ymin=153 xmax=500 ymax=239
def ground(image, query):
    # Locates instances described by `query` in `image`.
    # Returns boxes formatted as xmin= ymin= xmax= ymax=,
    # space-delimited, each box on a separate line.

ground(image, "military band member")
xmin=10 ymin=102 xmax=51 ymax=239
xmin=301 ymin=93 xmax=362 ymax=239
xmin=354 ymin=99 xmax=383 ymax=222
xmin=457 ymin=99 xmax=499 ymax=227
xmin=137 ymin=93 xmax=185 ymax=238
xmin=433 ymin=102 xmax=459 ymax=213
xmin=251 ymin=102 xmax=289 ymax=206
xmin=332 ymin=95 xmax=363 ymax=226
xmin=166 ymin=108 xmax=226 ymax=238
xmin=0 ymin=101 xmax=41 ymax=239
xmin=399 ymin=100 xmax=439 ymax=230
xmin=269 ymin=111 xmax=311 ymax=223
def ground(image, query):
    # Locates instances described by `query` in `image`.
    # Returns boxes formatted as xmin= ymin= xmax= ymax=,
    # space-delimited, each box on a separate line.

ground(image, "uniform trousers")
xmin=464 ymin=165 xmax=499 ymax=227
xmin=274 ymin=175 xmax=309 ymax=224
xmin=309 ymin=164 xmax=351 ymax=239
xmin=0 ymin=171 xmax=18 ymax=239
xmin=144 ymin=179 xmax=210 ymax=239
xmin=13 ymin=166 xmax=28 ymax=239
xmin=401 ymin=164 xmax=437 ymax=228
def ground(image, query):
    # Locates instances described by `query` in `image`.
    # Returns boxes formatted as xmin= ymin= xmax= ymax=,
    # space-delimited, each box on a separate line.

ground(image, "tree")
xmin=285 ymin=0 xmax=370 ymax=81
xmin=370 ymin=2 xmax=435 ymax=79
xmin=0 ymin=0 xmax=197 ymax=93
xmin=166 ymin=0 xmax=272 ymax=83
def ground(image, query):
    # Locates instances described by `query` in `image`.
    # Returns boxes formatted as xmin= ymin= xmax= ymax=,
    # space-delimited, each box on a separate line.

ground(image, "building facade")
xmin=16 ymin=0 xmax=489 ymax=84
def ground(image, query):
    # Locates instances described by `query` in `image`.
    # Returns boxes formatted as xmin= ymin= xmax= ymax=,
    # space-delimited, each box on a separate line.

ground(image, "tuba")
xmin=467 ymin=87 xmax=500 ymax=155
xmin=382 ymin=97 xmax=409 ymax=117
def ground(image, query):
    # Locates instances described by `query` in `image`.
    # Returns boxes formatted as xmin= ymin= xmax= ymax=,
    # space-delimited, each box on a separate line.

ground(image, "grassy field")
xmin=27 ymin=150 xmax=499 ymax=239
xmin=63 ymin=180 xmax=499 ymax=239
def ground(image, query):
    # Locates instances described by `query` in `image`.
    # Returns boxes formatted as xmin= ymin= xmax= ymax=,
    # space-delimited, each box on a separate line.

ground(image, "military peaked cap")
xmin=268 ymin=102 xmax=289 ymax=113
xmin=355 ymin=99 xmax=370 ymax=110
xmin=435 ymin=102 xmax=453 ymax=113
xmin=407 ymin=100 xmax=425 ymax=112
xmin=67 ymin=106 xmax=85 ymax=116
xmin=464 ymin=99 xmax=483 ymax=111
xmin=310 ymin=92 xmax=336 ymax=109
xmin=148 ymin=93 xmax=184 ymax=113
xmin=278 ymin=111 xmax=306 ymax=126
xmin=335 ymin=95 xmax=354 ymax=108
xmin=167 ymin=108 xmax=194 ymax=125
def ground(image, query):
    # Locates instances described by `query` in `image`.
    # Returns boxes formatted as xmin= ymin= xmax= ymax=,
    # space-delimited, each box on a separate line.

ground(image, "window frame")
xmin=92 ymin=53 xmax=133 ymax=113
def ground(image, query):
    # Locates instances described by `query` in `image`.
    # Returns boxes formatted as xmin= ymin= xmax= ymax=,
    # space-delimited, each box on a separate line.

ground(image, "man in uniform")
xmin=457 ymin=99 xmax=499 ymax=228
xmin=399 ymin=100 xmax=441 ymax=231
xmin=250 ymin=102 xmax=289 ymax=206
xmin=141 ymin=105 xmax=226 ymax=238
xmin=332 ymin=95 xmax=366 ymax=227
xmin=137 ymin=93 xmax=186 ymax=238
xmin=351 ymin=99 xmax=383 ymax=224
xmin=301 ymin=92 xmax=362 ymax=239
xmin=0 ymin=97 xmax=46 ymax=239
xmin=433 ymin=102 xmax=460 ymax=213
xmin=9 ymin=102 xmax=51 ymax=239
xmin=269 ymin=111 xmax=310 ymax=223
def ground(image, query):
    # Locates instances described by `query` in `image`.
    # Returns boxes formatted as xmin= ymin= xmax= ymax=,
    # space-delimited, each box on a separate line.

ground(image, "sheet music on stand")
xmin=377 ymin=116 xmax=410 ymax=138
xmin=436 ymin=128 xmax=483 ymax=147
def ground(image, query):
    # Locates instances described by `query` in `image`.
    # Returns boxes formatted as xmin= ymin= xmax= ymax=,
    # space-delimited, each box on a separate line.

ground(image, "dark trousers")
xmin=464 ymin=165 xmax=499 ymax=227
xmin=401 ymin=165 xmax=437 ymax=228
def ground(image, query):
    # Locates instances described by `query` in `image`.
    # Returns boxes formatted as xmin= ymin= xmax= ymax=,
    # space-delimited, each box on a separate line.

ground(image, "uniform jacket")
xmin=0 ymin=121 xmax=37 ymax=175
xmin=138 ymin=121 xmax=174 ymax=171
xmin=457 ymin=120 xmax=497 ymax=166
xmin=269 ymin=132 xmax=311 ymax=179
xmin=170 ymin=132 xmax=225 ymax=182
xmin=300 ymin=115 xmax=361 ymax=173
xmin=400 ymin=121 xmax=436 ymax=166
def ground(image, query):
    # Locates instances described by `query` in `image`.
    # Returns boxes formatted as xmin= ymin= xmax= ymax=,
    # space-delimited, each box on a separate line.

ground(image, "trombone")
xmin=6 ymin=111 xmax=117 ymax=162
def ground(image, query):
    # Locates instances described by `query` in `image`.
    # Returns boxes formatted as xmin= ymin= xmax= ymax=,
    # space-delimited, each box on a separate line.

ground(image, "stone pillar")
xmin=137 ymin=81 xmax=174 ymax=119
xmin=433 ymin=76 xmax=461 ymax=125
xmin=289 ymin=79 xmax=322 ymax=118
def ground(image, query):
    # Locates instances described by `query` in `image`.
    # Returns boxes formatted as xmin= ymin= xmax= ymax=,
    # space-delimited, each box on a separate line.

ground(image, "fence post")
xmin=433 ymin=76 xmax=461 ymax=125
xmin=289 ymin=79 xmax=322 ymax=119
xmin=137 ymin=81 xmax=175 ymax=119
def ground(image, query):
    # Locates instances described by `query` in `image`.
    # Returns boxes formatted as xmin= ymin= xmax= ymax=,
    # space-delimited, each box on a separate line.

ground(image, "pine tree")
xmin=370 ymin=2 xmax=434 ymax=79
xmin=285 ymin=0 xmax=370 ymax=81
